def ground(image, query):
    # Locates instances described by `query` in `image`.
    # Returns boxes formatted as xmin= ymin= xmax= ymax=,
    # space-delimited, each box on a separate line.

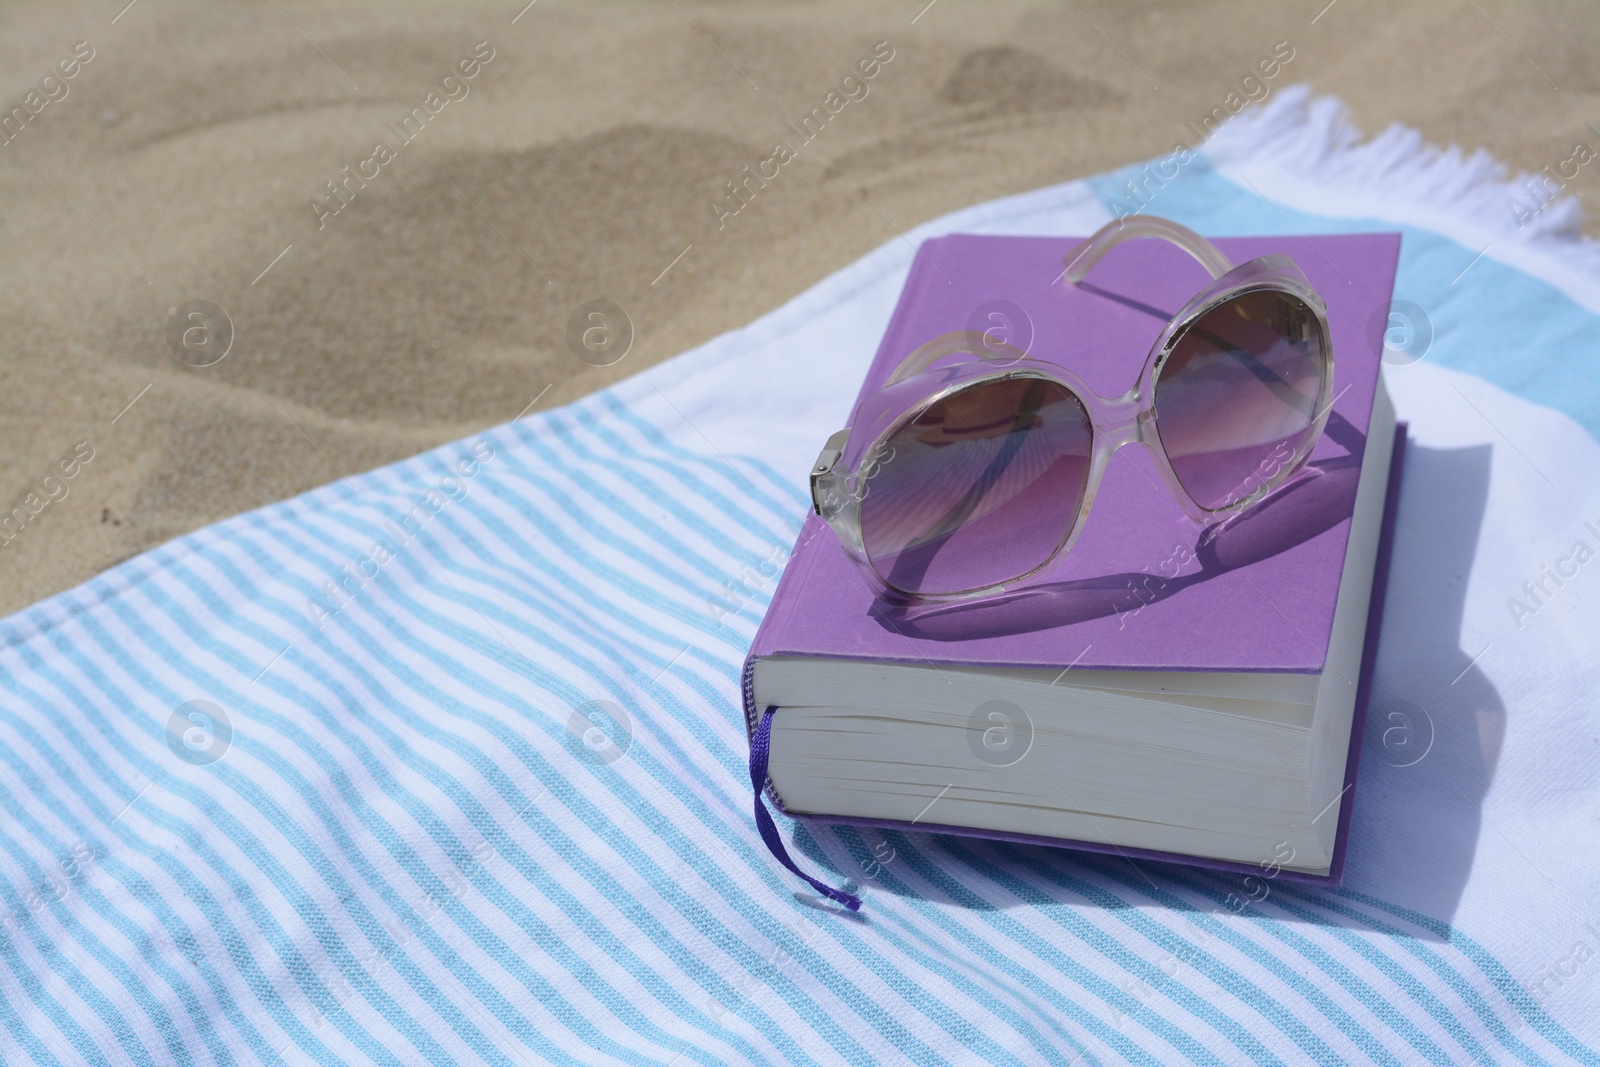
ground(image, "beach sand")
xmin=1 ymin=0 xmax=1594 ymax=616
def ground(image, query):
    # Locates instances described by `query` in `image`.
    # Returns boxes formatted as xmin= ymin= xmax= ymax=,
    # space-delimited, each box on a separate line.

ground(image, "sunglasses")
xmin=810 ymin=216 xmax=1335 ymax=600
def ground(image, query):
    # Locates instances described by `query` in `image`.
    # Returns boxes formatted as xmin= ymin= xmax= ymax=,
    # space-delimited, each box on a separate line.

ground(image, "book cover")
xmin=743 ymin=231 xmax=1404 ymax=885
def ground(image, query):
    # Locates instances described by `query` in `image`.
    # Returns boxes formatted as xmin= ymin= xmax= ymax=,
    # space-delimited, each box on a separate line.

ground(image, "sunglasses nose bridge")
xmin=1095 ymin=391 xmax=1149 ymax=454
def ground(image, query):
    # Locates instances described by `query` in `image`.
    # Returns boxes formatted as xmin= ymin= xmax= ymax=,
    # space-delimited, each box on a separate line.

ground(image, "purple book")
xmin=743 ymin=231 xmax=1404 ymax=900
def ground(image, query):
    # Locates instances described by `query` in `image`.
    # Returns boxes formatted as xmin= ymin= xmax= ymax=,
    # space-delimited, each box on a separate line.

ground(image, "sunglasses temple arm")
xmin=1060 ymin=216 xmax=1235 ymax=285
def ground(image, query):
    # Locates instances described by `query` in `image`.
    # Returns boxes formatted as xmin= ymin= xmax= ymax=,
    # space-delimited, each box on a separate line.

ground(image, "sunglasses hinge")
xmin=810 ymin=428 xmax=852 ymax=516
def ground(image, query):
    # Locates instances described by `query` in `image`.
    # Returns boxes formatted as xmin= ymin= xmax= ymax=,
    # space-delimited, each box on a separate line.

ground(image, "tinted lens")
xmin=858 ymin=376 xmax=1093 ymax=596
xmin=1155 ymin=289 xmax=1326 ymax=512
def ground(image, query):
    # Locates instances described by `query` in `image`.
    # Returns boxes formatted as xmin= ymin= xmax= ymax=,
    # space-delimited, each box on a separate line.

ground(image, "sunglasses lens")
xmin=1155 ymin=289 xmax=1327 ymax=512
xmin=858 ymin=377 xmax=1093 ymax=596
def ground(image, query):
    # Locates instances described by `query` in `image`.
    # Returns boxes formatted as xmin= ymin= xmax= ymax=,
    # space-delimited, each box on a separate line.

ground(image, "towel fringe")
xmin=1202 ymin=84 xmax=1600 ymax=290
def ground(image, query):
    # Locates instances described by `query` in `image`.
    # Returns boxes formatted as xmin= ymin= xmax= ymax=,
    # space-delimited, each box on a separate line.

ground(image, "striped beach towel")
xmin=2 ymin=86 xmax=1598 ymax=1065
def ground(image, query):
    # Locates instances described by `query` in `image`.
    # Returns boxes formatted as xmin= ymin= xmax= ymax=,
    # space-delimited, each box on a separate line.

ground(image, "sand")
xmin=1 ymin=0 xmax=1595 ymax=616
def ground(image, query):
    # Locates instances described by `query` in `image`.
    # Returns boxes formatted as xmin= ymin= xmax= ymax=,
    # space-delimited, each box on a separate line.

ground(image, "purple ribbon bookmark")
xmin=750 ymin=707 xmax=863 ymax=912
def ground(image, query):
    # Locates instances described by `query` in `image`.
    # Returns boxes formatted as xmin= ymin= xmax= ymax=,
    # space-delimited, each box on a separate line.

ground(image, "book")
xmin=742 ymin=230 xmax=1404 ymax=897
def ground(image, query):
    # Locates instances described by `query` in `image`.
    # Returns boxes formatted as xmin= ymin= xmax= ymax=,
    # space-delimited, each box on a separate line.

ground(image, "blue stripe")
xmin=0 ymin=961 xmax=66 ymax=1067
xmin=559 ymin=402 xmax=803 ymax=545
xmin=175 ymin=521 xmax=837 ymax=1065
xmin=797 ymin=824 xmax=1165 ymax=1067
xmin=367 ymin=453 xmax=770 ymax=768
xmin=3 ymin=646 xmax=351 ymax=1066
xmin=892 ymin=833 xmax=1284 ymax=1066
xmin=1059 ymin=853 xmax=1422 ymax=1067
xmin=994 ymin=844 xmax=1446 ymax=1065
xmin=1243 ymin=881 xmax=1535 ymax=1067
xmin=0 ymin=801 xmax=181 ymax=1065
xmin=117 ymin=553 xmax=747 ymax=1067
xmin=234 ymin=509 xmax=959 ymax=1065
xmin=507 ymin=422 xmax=781 ymax=593
xmin=0 ymin=770 xmax=237 ymax=1067
xmin=1311 ymin=884 xmax=1598 ymax=1065
xmin=0 ymin=862 xmax=133 ymax=1066
xmin=464 ymin=462 xmax=763 ymax=648
xmin=0 ymin=664 xmax=298 ymax=1065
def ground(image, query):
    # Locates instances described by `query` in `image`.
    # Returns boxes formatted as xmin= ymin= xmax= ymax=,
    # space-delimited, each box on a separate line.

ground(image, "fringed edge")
xmin=1202 ymin=85 xmax=1600 ymax=295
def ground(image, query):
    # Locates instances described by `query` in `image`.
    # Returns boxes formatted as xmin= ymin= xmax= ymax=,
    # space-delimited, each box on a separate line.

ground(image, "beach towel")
xmin=2 ymin=86 xmax=1597 ymax=1065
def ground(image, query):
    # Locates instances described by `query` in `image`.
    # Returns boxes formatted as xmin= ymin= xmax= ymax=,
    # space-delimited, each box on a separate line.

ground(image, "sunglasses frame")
xmin=810 ymin=217 xmax=1335 ymax=601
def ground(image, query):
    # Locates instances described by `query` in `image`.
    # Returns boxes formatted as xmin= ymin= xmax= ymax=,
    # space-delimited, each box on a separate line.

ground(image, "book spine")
xmin=740 ymin=654 xmax=761 ymax=739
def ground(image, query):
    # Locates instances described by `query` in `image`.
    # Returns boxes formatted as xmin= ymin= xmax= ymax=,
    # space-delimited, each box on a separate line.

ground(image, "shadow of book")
xmin=1328 ymin=440 xmax=1500 ymax=933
